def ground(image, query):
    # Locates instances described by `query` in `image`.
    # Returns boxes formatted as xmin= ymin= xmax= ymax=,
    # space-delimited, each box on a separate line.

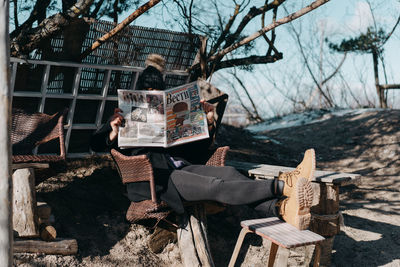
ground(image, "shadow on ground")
xmin=36 ymin=165 xmax=131 ymax=258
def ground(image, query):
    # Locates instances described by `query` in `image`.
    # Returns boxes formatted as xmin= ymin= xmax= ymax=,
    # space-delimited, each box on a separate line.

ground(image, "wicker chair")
xmin=111 ymin=146 xmax=230 ymax=225
xmin=11 ymin=109 xmax=67 ymax=164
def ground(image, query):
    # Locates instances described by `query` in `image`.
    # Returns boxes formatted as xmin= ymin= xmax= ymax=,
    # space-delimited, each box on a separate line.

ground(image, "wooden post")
xmin=310 ymin=183 xmax=341 ymax=266
xmin=12 ymin=168 xmax=39 ymax=237
xmin=177 ymin=204 xmax=214 ymax=267
xmin=0 ymin=0 xmax=13 ymax=265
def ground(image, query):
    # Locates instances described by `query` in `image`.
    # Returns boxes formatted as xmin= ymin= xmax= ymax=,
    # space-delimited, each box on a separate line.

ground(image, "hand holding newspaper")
xmin=117 ymin=81 xmax=209 ymax=148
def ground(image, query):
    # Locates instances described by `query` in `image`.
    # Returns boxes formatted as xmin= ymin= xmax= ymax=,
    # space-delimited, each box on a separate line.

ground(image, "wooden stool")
xmin=228 ymin=217 xmax=325 ymax=267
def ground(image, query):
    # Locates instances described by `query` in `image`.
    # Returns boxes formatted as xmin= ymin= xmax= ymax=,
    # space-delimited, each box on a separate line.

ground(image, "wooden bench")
xmin=228 ymin=217 xmax=325 ymax=267
xmin=227 ymin=160 xmax=361 ymax=266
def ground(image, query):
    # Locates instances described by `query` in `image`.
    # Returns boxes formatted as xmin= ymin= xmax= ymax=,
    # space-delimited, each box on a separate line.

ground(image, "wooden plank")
xmin=241 ymin=217 xmax=324 ymax=249
xmin=13 ymin=238 xmax=78 ymax=255
xmin=227 ymin=160 xmax=361 ymax=185
xmin=12 ymin=163 xmax=49 ymax=170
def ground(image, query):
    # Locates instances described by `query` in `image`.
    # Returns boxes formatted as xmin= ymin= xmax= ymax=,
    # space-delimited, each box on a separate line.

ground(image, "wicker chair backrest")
xmin=11 ymin=109 xmax=67 ymax=163
xmin=110 ymin=150 xmax=154 ymax=184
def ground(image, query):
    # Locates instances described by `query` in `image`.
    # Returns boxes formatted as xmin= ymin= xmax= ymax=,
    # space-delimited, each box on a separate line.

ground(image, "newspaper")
xmin=117 ymin=81 xmax=209 ymax=148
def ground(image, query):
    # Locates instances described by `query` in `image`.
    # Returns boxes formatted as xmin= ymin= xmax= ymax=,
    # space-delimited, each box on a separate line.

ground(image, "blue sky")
xmin=131 ymin=0 xmax=400 ymax=115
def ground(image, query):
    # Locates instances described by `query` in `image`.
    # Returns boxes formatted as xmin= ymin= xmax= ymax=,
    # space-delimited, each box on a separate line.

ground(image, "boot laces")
xmin=282 ymin=169 xmax=300 ymax=188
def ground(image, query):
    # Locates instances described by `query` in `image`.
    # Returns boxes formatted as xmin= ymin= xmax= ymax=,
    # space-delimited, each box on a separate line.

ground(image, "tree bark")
xmin=10 ymin=0 xmax=94 ymax=57
xmin=0 ymin=0 xmax=13 ymax=264
xmin=12 ymin=168 xmax=39 ymax=237
xmin=177 ymin=205 xmax=214 ymax=267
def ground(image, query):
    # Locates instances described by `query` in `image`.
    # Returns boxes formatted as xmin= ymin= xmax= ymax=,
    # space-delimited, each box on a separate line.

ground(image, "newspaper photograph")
xmin=117 ymin=81 xmax=209 ymax=148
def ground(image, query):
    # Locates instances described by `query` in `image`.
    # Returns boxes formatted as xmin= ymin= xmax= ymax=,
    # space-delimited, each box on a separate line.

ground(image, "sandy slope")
xmin=13 ymin=109 xmax=400 ymax=266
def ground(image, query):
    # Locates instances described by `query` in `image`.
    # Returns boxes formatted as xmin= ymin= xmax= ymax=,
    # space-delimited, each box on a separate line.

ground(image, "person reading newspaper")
xmin=91 ymin=54 xmax=315 ymax=230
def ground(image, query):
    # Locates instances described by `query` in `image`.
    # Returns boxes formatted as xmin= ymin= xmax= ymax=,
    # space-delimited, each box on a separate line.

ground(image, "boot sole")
xmin=307 ymin=148 xmax=316 ymax=181
xmin=295 ymin=178 xmax=313 ymax=230
xmin=299 ymin=148 xmax=316 ymax=182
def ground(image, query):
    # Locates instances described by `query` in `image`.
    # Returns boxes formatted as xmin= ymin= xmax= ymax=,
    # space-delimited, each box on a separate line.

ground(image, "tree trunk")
xmin=0 ymin=0 xmax=13 ymax=264
xmin=372 ymin=50 xmax=386 ymax=108
xmin=177 ymin=204 xmax=214 ymax=267
xmin=10 ymin=0 xmax=94 ymax=57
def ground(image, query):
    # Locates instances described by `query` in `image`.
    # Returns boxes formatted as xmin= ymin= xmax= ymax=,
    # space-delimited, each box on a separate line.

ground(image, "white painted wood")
xmin=96 ymin=69 xmax=112 ymax=127
xmin=9 ymin=56 xmax=190 ymax=157
xmin=10 ymin=57 xmax=188 ymax=76
xmin=0 ymin=1 xmax=13 ymax=264
xmin=39 ymin=64 xmax=51 ymax=113
xmin=64 ymin=67 xmax=82 ymax=153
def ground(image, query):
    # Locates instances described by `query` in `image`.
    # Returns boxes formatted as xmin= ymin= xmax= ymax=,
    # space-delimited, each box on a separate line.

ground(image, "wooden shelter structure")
xmin=11 ymin=18 xmax=201 ymax=157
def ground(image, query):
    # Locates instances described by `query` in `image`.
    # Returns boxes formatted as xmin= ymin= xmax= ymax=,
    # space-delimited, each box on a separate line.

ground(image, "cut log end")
xmin=40 ymin=224 xmax=57 ymax=242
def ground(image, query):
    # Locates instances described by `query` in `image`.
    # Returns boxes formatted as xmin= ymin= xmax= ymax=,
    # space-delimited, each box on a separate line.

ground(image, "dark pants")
xmin=170 ymin=165 xmax=279 ymax=216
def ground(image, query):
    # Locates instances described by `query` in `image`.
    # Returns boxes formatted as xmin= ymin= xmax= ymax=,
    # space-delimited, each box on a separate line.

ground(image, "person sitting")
xmin=90 ymin=54 xmax=315 ymax=230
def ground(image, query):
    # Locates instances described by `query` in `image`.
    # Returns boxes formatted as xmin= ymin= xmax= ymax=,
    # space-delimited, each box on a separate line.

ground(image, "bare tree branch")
xmin=10 ymin=0 xmax=51 ymax=39
xmin=286 ymin=4 xmax=335 ymax=107
xmin=10 ymin=0 xmax=94 ymax=57
xmin=214 ymin=53 xmax=282 ymax=71
xmin=80 ymin=0 xmax=161 ymax=60
xmin=207 ymin=0 xmax=330 ymax=67
xmin=380 ymin=84 xmax=400 ymax=90
xmin=321 ymin=52 xmax=347 ymax=85
xmin=89 ymin=0 xmax=106 ymax=18
xmin=209 ymin=3 xmax=241 ymax=55
xmin=224 ymin=0 xmax=286 ymax=48
xmin=230 ymin=68 xmax=263 ymax=122
xmin=13 ymin=0 xmax=18 ymax=30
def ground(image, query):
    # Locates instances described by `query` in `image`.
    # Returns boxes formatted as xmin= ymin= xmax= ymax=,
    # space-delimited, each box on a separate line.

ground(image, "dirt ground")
xmin=13 ymin=109 xmax=400 ymax=266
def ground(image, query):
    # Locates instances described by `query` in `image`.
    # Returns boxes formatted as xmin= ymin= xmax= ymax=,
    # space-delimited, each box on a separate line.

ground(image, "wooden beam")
xmin=12 ymin=163 xmax=49 ymax=170
xmin=13 ymin=238 xmax=78 ymax=255
xmin=380 ymin=84 xmax=400 ymax=90
xmin=0 ymin=0 xmax=13 ymax=264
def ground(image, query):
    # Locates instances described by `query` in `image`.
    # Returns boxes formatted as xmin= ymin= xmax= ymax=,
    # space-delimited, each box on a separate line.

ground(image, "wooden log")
xmin=12 ymin=163 xmax=49 ymax=170
xmin=37 ymin=202 xmax=52 ymax=225
xmin=148 ymin=227 xmax=177 ymax=254
xmin=177 ymin=204 xmax=214 ymax=267
xmin=12 ymin=168 xmax=39 ymax=237
xmin=39 ymin=224 xmax=57 ymax=242
xmin=318 ymin=236 xmax=335 ymax=267
xmin=310 ymin=213 xmax=340 ymax=236
xmin=311 ymin=183 xmax=339 ymax=215
xmin=310 ymin=183 xmax=340 ymax=265
xmin=13 ymin=238 xmax=78 ymax=255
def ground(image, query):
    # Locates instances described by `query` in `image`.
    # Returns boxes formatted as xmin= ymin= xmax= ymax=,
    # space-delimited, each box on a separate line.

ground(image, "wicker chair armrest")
xmin=110 ymin=149 xmax=154 ymax=184
xmin=206 ymin=146 xmax=229 ymax=167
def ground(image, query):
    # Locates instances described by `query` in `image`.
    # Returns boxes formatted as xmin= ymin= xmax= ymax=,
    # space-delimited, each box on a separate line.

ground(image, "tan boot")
xmin=278 ymin=148 xmax=316 ymax=197
xmin=278 ymin=177 xmax=313 ymax=230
